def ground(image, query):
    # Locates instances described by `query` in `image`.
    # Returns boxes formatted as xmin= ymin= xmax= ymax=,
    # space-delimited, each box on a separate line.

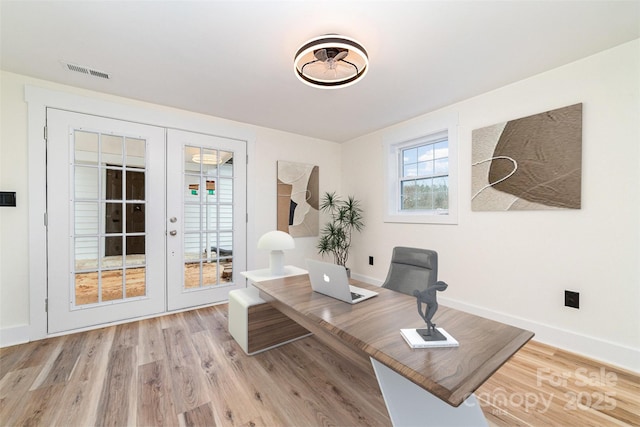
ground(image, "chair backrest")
xmin=381 ymin=247 xmax=438 ymax=296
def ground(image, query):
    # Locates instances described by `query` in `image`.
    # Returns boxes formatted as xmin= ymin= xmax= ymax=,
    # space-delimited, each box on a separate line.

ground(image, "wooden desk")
xmin=252 ymin=273 xmax=534 ymax=426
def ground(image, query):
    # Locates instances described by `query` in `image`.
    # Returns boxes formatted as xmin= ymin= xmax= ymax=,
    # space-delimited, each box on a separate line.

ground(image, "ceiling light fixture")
xmin=294 ymin=34 xmax=369 ymax=89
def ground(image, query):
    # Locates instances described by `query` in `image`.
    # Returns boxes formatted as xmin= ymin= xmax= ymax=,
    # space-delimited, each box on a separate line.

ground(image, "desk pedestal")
xmin=371 ymin=358 xmax=487 ymax=427
xmin=231 ymin=266 xmax=311 ymax=354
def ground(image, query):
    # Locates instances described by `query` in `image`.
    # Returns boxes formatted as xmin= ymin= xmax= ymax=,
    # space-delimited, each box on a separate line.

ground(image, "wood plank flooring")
xmin=1 ymin=304 xmax=638 ymax=426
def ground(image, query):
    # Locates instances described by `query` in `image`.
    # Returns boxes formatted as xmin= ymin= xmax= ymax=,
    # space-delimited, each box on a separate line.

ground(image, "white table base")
xmin=371 ymin=358 xmax=488 ymax=427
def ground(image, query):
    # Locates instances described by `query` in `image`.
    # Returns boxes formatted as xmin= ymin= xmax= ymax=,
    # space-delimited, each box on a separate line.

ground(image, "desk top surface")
xmin=252 ymin=273 xmax=534 ymax=407
xmin=240 ymin=265 xmax=308 ymax=283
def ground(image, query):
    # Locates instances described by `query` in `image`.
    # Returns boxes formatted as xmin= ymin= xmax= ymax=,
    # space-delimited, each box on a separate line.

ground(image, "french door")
xmin=46 ymin=109 xmax=246 ymax=334
xmin=166 ymin=129 xmax=246 ymax=310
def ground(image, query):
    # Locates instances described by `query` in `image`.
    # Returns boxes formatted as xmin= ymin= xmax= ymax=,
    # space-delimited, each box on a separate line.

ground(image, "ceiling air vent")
xmin=63 ymin=62 xmax=111 ymax=79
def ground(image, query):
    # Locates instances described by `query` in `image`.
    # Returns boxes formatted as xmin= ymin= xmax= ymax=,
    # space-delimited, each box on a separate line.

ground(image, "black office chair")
xmin=381 ymin=247 xmax=439 ymax=296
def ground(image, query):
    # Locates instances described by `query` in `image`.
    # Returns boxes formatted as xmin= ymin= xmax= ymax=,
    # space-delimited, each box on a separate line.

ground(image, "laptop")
xmin=306 ymin=259 xmax=378 ymax=304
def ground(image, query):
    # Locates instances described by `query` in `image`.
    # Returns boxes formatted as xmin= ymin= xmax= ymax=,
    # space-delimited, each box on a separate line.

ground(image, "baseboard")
xmin=0 ymin=301 xmax=230 ymax=348
xmin=439 ymin=296 xmax=639 ymax=373
xmin=350 ymin=273 xmax=639 ymax=373
xmin=0 ymin=324 xmax=30 ymax=348
xmin=352 ymin=272 xmax=383 ymax=287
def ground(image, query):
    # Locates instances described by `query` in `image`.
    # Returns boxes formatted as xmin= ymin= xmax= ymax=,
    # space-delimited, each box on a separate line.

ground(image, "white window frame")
xmin=383 ymin=112 xmax=458 ymax=224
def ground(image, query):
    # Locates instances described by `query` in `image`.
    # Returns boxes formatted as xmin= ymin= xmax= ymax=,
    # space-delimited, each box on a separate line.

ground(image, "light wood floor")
xmin=0 ymin=305 xmax=638 ymax=426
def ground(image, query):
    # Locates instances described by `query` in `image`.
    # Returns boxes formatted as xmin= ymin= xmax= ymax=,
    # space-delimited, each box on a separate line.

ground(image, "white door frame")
xmin=26 ymin=85 xmax=256 ymax=340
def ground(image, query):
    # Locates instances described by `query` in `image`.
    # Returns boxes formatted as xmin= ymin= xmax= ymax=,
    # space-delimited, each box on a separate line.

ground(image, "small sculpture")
xmin=413 ymin=281 xmax=448 ymax=341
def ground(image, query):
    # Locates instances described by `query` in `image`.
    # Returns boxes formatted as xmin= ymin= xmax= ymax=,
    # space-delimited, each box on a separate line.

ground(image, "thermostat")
xmin=0 ymin=192 xmax=16 ymax=207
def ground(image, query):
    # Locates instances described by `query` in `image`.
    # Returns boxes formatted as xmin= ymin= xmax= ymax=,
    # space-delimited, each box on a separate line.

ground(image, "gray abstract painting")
xmin=472 ymin=103 xmax=582 ymax=211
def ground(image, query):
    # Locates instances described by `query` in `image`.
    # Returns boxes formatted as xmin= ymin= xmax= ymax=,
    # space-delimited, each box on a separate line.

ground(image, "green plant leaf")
xmin=317 ymin=192 xmax=365 ymax=267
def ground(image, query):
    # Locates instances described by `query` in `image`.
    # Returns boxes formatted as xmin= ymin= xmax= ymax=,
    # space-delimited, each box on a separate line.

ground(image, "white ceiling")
xmin=1 ymin=1 xmax=639 ymax=142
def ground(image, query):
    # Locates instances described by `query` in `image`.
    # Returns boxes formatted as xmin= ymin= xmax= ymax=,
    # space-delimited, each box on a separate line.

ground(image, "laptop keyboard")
xmin=351 ymin=291 xmax=364 ymax=301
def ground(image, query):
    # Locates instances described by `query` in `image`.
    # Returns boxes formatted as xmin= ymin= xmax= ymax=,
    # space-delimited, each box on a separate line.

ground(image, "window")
xmin=400 ymin=135 xmax=449 ymax=211
xmin=383 ymin=113 xmax=458 ymax=224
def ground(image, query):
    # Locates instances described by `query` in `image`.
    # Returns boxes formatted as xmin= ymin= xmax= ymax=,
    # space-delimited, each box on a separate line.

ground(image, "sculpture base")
xmin=416 ymin=328 xmax=447 ymax=342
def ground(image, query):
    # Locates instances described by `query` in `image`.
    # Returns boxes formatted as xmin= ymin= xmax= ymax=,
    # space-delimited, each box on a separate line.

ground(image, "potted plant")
xmin=317 ymin=191 xmax=365 ymax=271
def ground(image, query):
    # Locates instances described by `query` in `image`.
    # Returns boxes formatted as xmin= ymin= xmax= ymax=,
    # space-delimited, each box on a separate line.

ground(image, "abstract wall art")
xmin=471 ymin=103 xmax=583 ymax=211
xmin=277 ymin=161 xmax=319 ymax=236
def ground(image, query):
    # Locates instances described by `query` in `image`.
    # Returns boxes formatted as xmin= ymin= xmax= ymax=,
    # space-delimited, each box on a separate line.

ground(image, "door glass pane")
xmin=219 ymin=231 xmax=233 ymax=257
xmin=203 ymin=205 xmax=217 ymax=231
xmin=185 ymin=146 xmax=201 ymax=173
xmin=105 ymin=169 xmax=123 ymax=200
xmin=184 ymin=262 xmax=201 ymax=289
xmin=125 ymin=170 xmax=145 ymax=200
xmin=125 ymin=267 xmax=146 ymax=298
xmin=184 ymin=175 xmax=200 ymax=202
xmin=126 ymin=253 xmax=145 ymax=267
xmin=105 ymin=202 xmax=123 ymax=231
xmin=75 ymin=237 xmax=98 ymax=270
xmin=184 ymin=205 xmax=201 ymax=232
xmin=183 ymin=145 xmax=234 ymax=290
xmin=219 ymin=205 xmax=232 ymax=228
xmin=74 ymin=130 xmax=98 ymax=164
xmin=219 ymin=152 xmax=234 ymax=177
xmin=126 ymin=235 xmax=145 ymax=259
xmin=184 ymin=234 xmax=201 ymax=261
xmin=75 ymin=272 xmax=99 ymax=305
xmin=220 ymin=151 xmax=233 ymax=176
xmin=203 ymin=262 xmax=219 ymax=286
xmin=203 ymin=232 xmax=216 ymax=258
xmin=201 ymin=147 xmax=219 ymax=176
xmin=126 ymin=138 xmax=145 ymax=169
xmin=205 ymin=179 xmax=216 ymax=201
xmin=75 ymin=166 xmax=99 ymax=199
xmin=72 ymin=129 xmax=147 ymax=307
xmin=102 ymin=236 xmax=123 ymax=269
xmin=218 ymin=178 xmax=233 ymax=203
xmin=102 ymin=134 xmax=123 ymax=166
xmin=75 ymin=202 xmax=99 ymax=235
xmin=219 ymin=261 xmax=233 ymax=283
xmin=102 ymin=270 xmax=124 ymax=302
xmin=126 ymin=203 xmax=145 ymax=232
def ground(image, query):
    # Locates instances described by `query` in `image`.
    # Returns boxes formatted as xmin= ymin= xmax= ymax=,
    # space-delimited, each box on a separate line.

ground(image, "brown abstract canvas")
xmin=472 ymin=103 xmax=582 ymax=211
xmin=277 ymin=161 xmax=319 ymax=236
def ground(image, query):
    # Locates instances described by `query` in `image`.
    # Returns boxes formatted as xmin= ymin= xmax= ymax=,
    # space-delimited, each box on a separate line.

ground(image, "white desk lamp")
xmin=257 ymin=230 xmax=295 ymax=276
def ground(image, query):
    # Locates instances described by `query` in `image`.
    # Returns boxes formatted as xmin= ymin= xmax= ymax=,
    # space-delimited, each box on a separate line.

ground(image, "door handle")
xmin=169 ymin=230 xmax=177 ymax=236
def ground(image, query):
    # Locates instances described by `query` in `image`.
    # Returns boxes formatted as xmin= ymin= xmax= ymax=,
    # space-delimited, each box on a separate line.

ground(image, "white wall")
xmin=343 ymin=40 xmax=640 ymax=371
xmin=0 ymin=70 xmax=340 ymax=343
xmin=0 ymin=72 xmax=31 ymax=342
